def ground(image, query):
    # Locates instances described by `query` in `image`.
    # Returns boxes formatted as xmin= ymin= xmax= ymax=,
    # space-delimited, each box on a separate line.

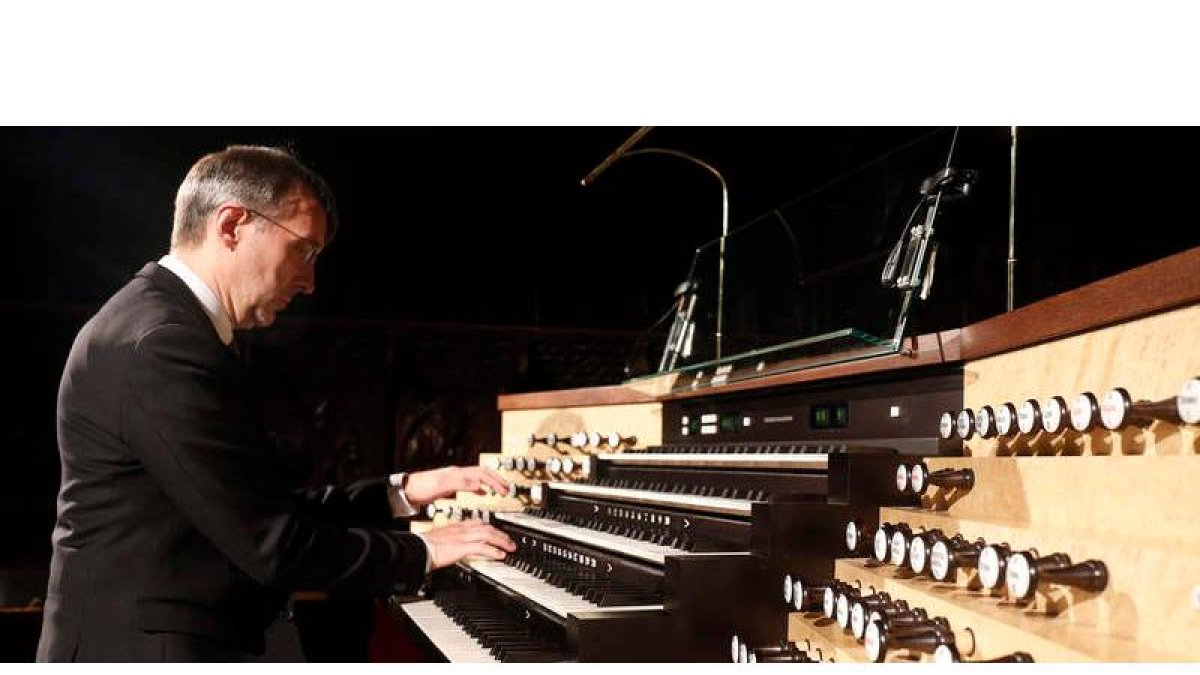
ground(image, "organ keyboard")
xmin=396 ymin=246 xmax=1200 ymax=662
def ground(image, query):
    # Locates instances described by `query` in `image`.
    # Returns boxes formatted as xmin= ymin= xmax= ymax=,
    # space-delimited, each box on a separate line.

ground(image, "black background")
xmin=2 ymin=126 xmax=1198 ymax=570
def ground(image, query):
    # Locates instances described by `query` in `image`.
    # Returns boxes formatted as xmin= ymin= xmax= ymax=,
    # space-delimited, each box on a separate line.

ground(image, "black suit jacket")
xmin=37 ymin=263 xmax=428 ymax=661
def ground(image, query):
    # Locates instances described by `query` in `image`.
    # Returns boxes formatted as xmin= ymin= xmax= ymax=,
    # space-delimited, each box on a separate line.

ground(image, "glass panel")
xmin=627 ymin=128 xmax=959 ymax=384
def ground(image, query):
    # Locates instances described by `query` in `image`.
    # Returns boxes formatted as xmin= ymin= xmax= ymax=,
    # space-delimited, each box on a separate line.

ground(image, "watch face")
xmin=1100 ymin=389 xmax=1128 ymax=430
xmin=1006 ymin=551 xmax=1034 ymax=601
xmin=783 ymin=574 xmax=794 ymax=604
xmin=956 ymin=409 xmax=974 ymax=439
xmin=939 ymin=412 xmax=955 ymax=440
xmin=1017 ymin=400 xmax=1039 ymax=434
xmin=930 ymin=540 xmax=952 ymax=581
xmin=895 ymin=464 xmax=910 ymax=493
xmin=979 ymin=545 xmax=1005 ymax=589
xmin=874 ymin=529 xmax=890 ymax=562
xmin=846 ymin=521 xmax=860 ymax=552
xmin=1179 ymin=378 xmax=1200 ymax=424
xmin=890 ymin=531 xmax=908 ymax=566
xmin=1043 ymin=397 xmax=1066 ymax=433
xmin=996 ymin=404 xmax=1015 ymax=436
xmin=910 ymin=537 xmax=928 ymax=574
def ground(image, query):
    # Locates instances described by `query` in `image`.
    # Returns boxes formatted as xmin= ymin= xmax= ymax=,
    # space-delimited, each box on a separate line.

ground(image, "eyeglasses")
xmin=244 ymin=207 xmax=322 ymax=265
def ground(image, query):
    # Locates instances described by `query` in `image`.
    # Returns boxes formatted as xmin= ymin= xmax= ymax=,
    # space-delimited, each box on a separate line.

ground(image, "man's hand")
xmin=422 ymin=520 xmax=517 ymax=570
xmin=403 ymin=465 xmax=510 ymax=505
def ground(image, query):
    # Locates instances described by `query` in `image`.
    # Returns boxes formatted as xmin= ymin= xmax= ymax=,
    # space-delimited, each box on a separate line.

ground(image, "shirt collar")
xmin=158 ymin=253 xmax=235 ymax=347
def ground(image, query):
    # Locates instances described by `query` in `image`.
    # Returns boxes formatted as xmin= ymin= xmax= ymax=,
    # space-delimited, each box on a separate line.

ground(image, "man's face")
xmin=233 ymin=190 xmax=327 ymax=328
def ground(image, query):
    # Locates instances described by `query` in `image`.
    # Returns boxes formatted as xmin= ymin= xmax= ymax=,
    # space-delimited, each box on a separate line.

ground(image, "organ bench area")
xmin=393 ymin=245 xmax=1200 ymax=663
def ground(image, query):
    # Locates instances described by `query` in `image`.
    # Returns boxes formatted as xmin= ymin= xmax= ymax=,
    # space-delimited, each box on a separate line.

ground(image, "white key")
xmin=463 ymin=559 xmax=663 ymax=620
xmin=401 ymin=600 xmax=499 ymax=663
xmin=547 ymin=482 xmax=755 ymax=517
xmin=596 ymin=452 xmax=828 ymax=470
xmin=494 ymin=511 xmax=680 ymax=565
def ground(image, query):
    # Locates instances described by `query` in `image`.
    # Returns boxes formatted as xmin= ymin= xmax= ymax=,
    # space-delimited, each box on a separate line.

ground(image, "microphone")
xmin=579 ymin=127 xmax=653 ymax=187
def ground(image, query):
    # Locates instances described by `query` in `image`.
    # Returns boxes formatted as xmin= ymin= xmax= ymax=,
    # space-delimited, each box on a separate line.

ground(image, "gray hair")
xmin=171 ymin=145 xmax=339 ymax=249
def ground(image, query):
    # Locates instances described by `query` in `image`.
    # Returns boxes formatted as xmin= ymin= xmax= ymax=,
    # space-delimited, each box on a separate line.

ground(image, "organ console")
xmin=395 ymin=245 xmax=1200 ymax=662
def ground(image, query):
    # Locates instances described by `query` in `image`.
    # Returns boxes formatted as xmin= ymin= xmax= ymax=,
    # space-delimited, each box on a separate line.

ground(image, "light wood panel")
xmin=964 ymin=304 xmax=1200 ymax=458
xmin=918 ymin=457 xmax=1200 ymax=549
xmin=500 ymin=402 xmax=662 ymax=454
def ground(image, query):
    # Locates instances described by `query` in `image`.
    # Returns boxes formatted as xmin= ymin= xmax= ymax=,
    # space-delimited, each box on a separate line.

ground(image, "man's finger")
xmin=481 ymin=525 xmax=516 ymax=552
xmin=476 ymin=544 xmax=507 ymax=560
xmin=475 ymin=468 xmax=510 ymax=495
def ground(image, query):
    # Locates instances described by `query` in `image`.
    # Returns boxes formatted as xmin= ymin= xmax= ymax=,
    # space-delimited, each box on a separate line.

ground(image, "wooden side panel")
xmin=499 ymin=402 xmax=662 ymax=454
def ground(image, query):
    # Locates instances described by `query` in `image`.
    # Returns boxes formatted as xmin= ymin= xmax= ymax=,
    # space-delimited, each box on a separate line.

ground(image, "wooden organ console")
xmin=393 ymin=245 xmax=1200 ymax=662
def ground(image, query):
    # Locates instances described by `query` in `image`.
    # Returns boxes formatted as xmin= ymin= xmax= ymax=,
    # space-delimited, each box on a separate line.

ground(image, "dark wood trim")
xmin=662 ymin=330 xmax=961 ymax=400
xmin=497 ymin=384 xmax=659 ymax=410
xmin=960 ymin=245 xmax=1200 ymax=361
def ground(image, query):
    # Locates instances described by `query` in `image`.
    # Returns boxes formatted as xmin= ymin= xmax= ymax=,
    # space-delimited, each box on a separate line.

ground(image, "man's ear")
xmin=213 ymin=203 xmax=246 ymax=251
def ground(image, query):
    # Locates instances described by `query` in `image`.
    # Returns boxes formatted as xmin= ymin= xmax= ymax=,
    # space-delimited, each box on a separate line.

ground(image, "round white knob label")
xmin=1006 ymin=552 xmax=1033 ymax=600
xmin=1100 ymin=389 xmax=1127 ymax=430
xmin=1070 ymin=394 xmax=1094 ymax=431
xmin=956 ymin=410 xmax=974 ymax=439
xmin=1043 ymin=398 xmax=1065 ymax=433
xmin=996 ymin=404 xmax=1014 ymax=436
xmin=911 ymin=464 xmax=927 ymax=494
xmin=910 ymin=537 xmax=928 ymax=573
xmin=930 ymin=540 xmax=951 ymax=581
xmin=1179 ymin=378 xmax=1200 ymax=424
xmin=890 ymin=531 xmax=907 ymax=565
xmin=1017 ymin=400 xmax=1038 ymax=434
xmin=975 ymin=407 xmax=993 ymax=437
xmin=851 ymin=602 xmax=866 ymax=638
xmin=874 ymin=529 xmax=890 ymax=562
xmin=979 ymin=546 xmax=1003 ymax=588
xmin=864 ymin=621 xmax=883 ymax=662
xmin=939 ymin=412 xmax=954 ymax=439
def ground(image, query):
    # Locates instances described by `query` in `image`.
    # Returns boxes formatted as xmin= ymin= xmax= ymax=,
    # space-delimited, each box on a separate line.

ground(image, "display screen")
xmin=811 ymin=403 xmax=849 ymax=429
